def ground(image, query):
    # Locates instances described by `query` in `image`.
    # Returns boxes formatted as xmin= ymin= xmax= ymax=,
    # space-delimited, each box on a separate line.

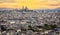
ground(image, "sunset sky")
xmin=0 ymin=0 xmax=60 ymax=9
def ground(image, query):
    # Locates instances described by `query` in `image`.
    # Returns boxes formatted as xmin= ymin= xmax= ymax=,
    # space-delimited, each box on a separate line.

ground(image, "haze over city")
xmin=0 ymin=0 xmax=60 ymax=35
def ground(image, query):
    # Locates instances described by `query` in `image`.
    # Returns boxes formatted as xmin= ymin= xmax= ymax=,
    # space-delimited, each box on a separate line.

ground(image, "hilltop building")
xmin=17 ymin=6 xmax=34 ymax=12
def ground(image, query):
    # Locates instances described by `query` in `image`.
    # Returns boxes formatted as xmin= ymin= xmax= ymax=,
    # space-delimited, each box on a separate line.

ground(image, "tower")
xmin=22 ymin=6 xmax=29 ymax=12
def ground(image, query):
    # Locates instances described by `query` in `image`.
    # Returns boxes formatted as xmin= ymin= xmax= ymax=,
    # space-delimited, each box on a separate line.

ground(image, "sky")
xmin=0 ymin=0 xmax=60 ymax=9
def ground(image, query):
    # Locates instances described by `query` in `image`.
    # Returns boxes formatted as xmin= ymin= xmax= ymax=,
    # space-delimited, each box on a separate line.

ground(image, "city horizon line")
xmin=0 ymin=7 xmax=60 ymax=10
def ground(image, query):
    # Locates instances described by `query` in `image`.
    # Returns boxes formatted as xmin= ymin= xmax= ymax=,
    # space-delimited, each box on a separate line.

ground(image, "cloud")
xmin=47 ymin=3 xmax=60 ymax=6
xmin=0 ymin=0 xmax=16 ymax=3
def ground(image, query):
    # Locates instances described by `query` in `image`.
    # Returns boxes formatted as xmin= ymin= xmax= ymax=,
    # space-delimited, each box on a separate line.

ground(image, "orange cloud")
xmin=47 ymin=3 xmax=60 ymax=6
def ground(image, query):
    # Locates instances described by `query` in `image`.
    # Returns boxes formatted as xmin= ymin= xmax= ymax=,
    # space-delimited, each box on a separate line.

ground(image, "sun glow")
xmin=0 ymin=0 xmax=60 ymax=9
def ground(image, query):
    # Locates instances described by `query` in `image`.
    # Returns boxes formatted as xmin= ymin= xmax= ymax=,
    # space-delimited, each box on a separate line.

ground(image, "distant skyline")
xmin=0 ymin=0 xmax=60 ymax=9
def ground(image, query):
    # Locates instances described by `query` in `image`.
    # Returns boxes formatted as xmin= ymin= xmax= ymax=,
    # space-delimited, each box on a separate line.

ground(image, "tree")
xmin=1 ymin=25 xmax=6 ymax=32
